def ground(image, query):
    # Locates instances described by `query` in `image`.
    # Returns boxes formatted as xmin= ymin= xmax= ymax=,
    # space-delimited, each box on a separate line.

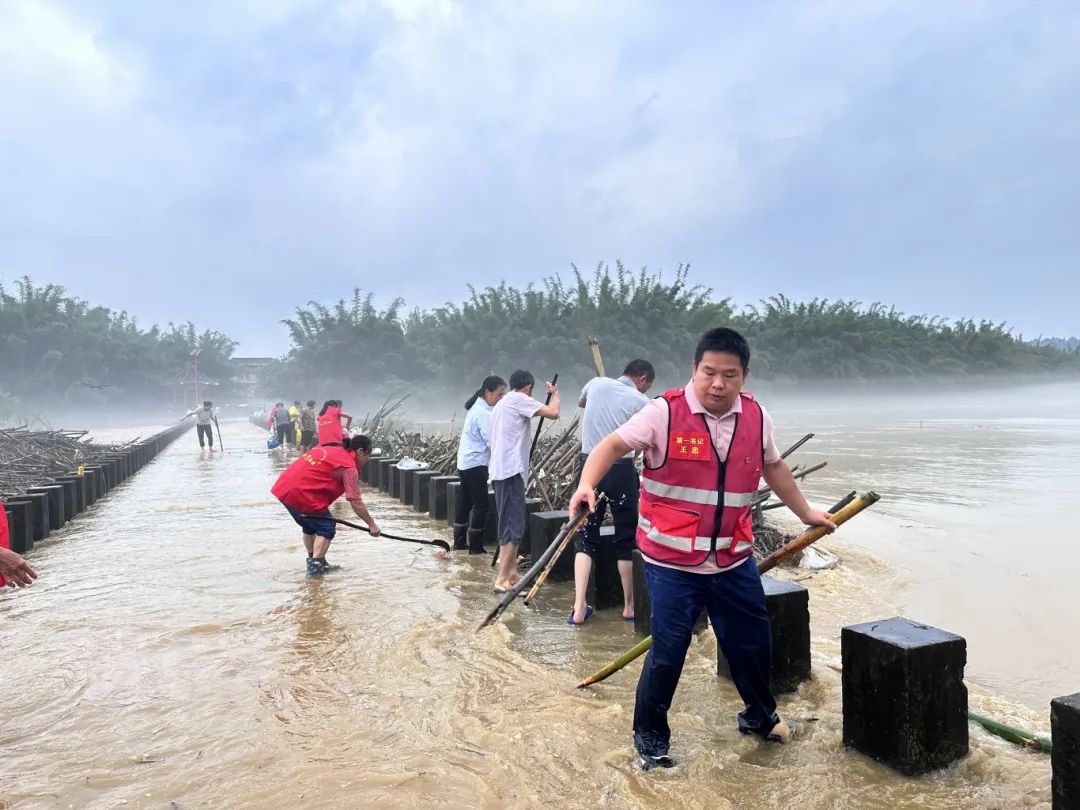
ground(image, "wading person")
xmin=300 ymin=400 xmax=318 ymax=450
xmin=289 ymin=400 xmax=302 ymax=444
xmin=489 ymin=369 xmax=559 ymax=592
xmin=317 ymin=399 xmax=353 ymax=446
xmin=569 ymin=359 xmax=655 ymax=625
xmin=453 ymin=375 xmax=507 ymax=554
xmin=190 ymin=400 xmax=219 ymax=451
xmin=0 ymin=500 xmax=38 ymax=588
xmin=271 ymin=434 xmax=380 ymax=576
xmin=273 ymin=401 xmax=293 ymax=447
xmin=569 ymin=328 xmax=835 ymax=770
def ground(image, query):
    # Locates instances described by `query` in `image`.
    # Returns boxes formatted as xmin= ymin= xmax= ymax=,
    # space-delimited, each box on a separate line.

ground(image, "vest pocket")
xmin=727 ymin=509 xmax=754 ymax=553
xmin=646 ymin=501 xmax=702 ymax=539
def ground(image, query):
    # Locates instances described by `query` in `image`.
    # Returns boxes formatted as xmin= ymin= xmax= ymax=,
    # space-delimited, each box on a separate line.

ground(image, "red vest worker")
xmin=316 ymin=399 xmax=353 ymax=446
xmin=570 ymin=327 xmax=835 ymax=771
xmin=271 ymin=434 xmax=379 ymax=576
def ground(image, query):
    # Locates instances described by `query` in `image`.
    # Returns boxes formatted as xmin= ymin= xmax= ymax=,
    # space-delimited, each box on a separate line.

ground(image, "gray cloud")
xmin=1 ymin=0 xmax=1076 ymax=354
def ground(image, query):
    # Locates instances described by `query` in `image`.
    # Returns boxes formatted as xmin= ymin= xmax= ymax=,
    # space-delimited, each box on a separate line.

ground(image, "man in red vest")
xmin=0 ymin=500 xmax=38 ymax=588
xmin=570 ymin=327 xmax=835 ymax=770
xmin=272 ymin=434 xmax=380 ymax=576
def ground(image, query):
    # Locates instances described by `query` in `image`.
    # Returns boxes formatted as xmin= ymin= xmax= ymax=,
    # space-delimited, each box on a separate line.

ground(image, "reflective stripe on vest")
xmin=640 ymin=477 xmax=755 ymax=508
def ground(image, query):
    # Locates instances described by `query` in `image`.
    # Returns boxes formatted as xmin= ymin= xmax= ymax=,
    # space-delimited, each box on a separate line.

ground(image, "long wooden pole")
xmin=576 ymin=491 xmax=881 ymax=688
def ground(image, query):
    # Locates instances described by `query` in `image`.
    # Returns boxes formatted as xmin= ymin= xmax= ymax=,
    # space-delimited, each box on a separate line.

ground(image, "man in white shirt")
xmin=489 ymin=369 xmax=559 ymax=592
xmin=569 ymin=359 xmax=654 ymax=625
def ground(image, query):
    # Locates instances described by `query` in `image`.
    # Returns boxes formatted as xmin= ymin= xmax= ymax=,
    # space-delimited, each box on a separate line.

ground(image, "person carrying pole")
xmin=568 ymin=328 xmax=835 ymax=771
xmin=453 ymin=375 xmax=507 ymax=554
xmin=273 ymin=401 xmax=293 ymax=447
xmin=271 ymin=434 xmax=381 ymax=576
xmin=489 ymin=369 xmax=559 ymax=593
xmin=188 ymin=400 xmax=219 ymax=451
xmin=569 ymin=359 xmax=655 ymax=625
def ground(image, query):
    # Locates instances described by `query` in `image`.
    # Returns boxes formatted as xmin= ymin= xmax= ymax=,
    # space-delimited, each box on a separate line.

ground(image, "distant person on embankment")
xmin=271 ymin=434 xmax=380 ymax=577
xmin=0 ymin=500 xmax=37 ymax=588
xmin=316 ymin=399 xmax=353 ymax=446
xmin=569 ymin=359 xmax=655 ymax=626
xmin=569 ymin=327 xmax=835 ymax=771
xmin=489 ymin=369 xmax=559 ymax=593
xmin=453 ymin=375 xmax=507 ymax=554
xmin=273 ymin=401 xmax=293 ymax=447
xmin=300 ymin=400 xmax=318 ymax=450
xmin=186 ymin=400 xmax=219 ymax=451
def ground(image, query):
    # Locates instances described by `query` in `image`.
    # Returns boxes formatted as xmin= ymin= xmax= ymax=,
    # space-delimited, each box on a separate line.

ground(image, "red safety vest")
xmin=271 ymin=445 xmax=356 ymax=513
xmin=0 ymin=499 xmax=9 ymax=587
xmin=636 ymin=388 xmax=764 ymax=570
xmin=316 ymin=406 xmax=344 ymax=445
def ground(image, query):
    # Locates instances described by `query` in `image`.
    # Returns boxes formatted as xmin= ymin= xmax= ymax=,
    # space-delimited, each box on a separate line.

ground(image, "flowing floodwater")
xmin=0 ymin=382 xmax=1071 ymax=808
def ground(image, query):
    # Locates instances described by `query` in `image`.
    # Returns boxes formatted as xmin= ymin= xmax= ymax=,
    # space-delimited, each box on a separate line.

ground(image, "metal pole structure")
xmin=191 ymin=349 xmax=202 ymax=407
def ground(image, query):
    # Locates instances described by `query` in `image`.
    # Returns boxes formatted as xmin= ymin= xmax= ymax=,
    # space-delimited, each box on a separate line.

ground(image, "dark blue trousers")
xmin=633 ymin=558 xmax=777 ymax=757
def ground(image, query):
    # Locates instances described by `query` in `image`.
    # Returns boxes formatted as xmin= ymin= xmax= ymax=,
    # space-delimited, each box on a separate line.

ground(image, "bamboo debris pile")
xmin=0 ymin=426 xmax=131 ymax=496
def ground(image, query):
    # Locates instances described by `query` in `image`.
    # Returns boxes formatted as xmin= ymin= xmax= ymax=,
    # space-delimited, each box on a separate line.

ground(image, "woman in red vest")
xmin=271 ymin=434 xmax=380 ymax=576
xmin=570 ymin=327 xmax=835 ymax=771
xmin=316 ymin=399 xmax=353 ymax=446
xmin=0 ymin=500 xmax=38 ymax=588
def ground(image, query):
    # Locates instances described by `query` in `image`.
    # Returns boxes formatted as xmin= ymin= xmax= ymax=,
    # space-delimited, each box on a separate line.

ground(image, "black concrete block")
xmin=586 ymin=525 xmax=625 ymax=611
xmin=446 ymin=481 xmax=461 ymax=526
xmin=388 ymin=465 xmax=403 ymax=498
xmin=718 ymin=575 xmax=810 ymax=694
xmin=376 ymin=458 xmax=399 ymax=492
xmin=399 ymin=468 xmax=419 ymax=505
xmin=4 ymin=501 xmax=33 ymax=553
xmin=52 ymin=478 xmax=78 ymax=520
xmin=1052 ymin=692 xmax=1080 ymax=809
xmin=17 ymin=492 xmax=50 ymax=541
xmin=27 ymin=485 xmax=65 ymax=530
xmin=428 ymin=476 xmax=458 ymax=521
xmin=83 ymin=468 xmax=104 ymax=501
xmin=55 ymin=475 xmax=86 ymax=514
xmin=528 ymin=511 xmax=574 ymax=580
xmin=517 ymin=498 xmax=543 ymax=555
xmin=632 ymin=550 xmax=651 ymax=635
xmin=842 ymin=617 xmax=968 ymax=775
xmin=412 ymin=471 xmax=440 ymax=513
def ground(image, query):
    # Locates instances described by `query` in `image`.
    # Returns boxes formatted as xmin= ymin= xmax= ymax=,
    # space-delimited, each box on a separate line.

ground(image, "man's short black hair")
xmin=622 ymin=359 xmax=655 ymax=382
xmin=306 ymin=400 xmax=316 ymax=407
xmin=508 ymin=369 xmax=534 ymax=391
xmin=203 ymin=400 xmax=212 ymax=407
xmin=694 ymin=328 xmax=750 ymax=370
xmin=344 ymin=434 xmax=372 ymax=453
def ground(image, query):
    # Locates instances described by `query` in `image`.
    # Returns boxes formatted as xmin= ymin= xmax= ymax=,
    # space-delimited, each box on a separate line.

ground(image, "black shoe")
xmin=306 ymin=558 xmax=324 ymax=577
xmin=637 ymin=752 xmax=676 ymax=771
xmin=319 ymin=559 xmax=340 ymax=572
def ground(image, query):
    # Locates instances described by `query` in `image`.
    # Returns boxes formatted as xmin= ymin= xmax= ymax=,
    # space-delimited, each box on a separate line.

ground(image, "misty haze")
xmin=1 ymin=2 xmax=1077 ymax=808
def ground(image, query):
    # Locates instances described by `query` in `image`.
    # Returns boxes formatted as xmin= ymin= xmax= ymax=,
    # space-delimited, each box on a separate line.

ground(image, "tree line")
xmin=0 ymin=277 xmax=236 ymax=410
xmin=262 ymin=263 xmax=1080 ymax=399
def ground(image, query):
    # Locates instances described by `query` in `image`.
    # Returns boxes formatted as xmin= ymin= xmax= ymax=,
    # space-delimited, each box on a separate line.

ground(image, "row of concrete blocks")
xmin=632 ymin=549 xmax=1079 ymax=803
xmin=2 ymin=422 xmax=194 ymax=555
xmin=363 ymin=457 xmax=1078 ymax=801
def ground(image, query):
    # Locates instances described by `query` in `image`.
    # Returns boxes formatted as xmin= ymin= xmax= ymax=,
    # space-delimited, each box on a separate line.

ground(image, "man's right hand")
xmin=0 ymin=547 xmax=38 ymax=587
xmin=368 ymin=522 xmax=381 ymax=537
xmin=568 ymin=486 xmax=596 ymax=516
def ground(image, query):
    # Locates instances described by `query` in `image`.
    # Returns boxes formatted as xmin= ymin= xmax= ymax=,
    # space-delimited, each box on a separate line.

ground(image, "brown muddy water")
xmin=0 ymin=389 xmax=1067 ymax=808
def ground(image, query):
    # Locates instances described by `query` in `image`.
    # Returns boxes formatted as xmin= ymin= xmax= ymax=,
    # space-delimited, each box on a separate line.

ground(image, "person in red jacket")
xmin=570 ymin=327 xmax=835 ymax=771
xmin=0 ymin=500 xmax=38 ymax=588
xmin=316 ymin=399 xmax=353 ymax=446
xmin=271 ymin=434 xmax=380 ymax=576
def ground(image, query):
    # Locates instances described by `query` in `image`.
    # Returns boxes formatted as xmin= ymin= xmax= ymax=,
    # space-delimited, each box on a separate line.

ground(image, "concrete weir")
xmin=1052 ymin=692 xmax=1080 ymax=809
xmin=842 ymin=617 xmax=968 ymax=775
xmin=3 ymin=421 xmax=192 ymax=561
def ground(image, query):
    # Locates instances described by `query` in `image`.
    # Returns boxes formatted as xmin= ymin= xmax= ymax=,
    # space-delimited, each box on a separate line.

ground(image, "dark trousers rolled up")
xmin=196 ymin=423 xmax=214 ymax=448
xmin=454 ymin=465 xmax=490 ymax=553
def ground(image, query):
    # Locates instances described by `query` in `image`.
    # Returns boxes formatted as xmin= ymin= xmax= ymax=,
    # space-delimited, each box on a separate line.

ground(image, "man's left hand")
xmin=800 ymin=509 xmax=837 ymax=532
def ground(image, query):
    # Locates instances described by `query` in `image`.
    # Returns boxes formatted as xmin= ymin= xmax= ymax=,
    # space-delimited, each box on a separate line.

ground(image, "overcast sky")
xmin=1 ymin=0 xmax=1077 ymax=355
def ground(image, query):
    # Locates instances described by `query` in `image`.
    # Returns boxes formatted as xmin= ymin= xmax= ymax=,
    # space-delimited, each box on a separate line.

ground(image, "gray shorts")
xmin=493 ymin=474 xmax=526 ymax=546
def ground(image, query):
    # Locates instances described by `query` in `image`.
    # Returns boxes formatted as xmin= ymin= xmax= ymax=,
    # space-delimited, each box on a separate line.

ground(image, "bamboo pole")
xmin=587 ymin=336 xmax=606 ymax=377
xmin=576 ymin=491 xmax=881 ymax=688
xmin=968 ymin=711 xmax=1052 ymax=753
